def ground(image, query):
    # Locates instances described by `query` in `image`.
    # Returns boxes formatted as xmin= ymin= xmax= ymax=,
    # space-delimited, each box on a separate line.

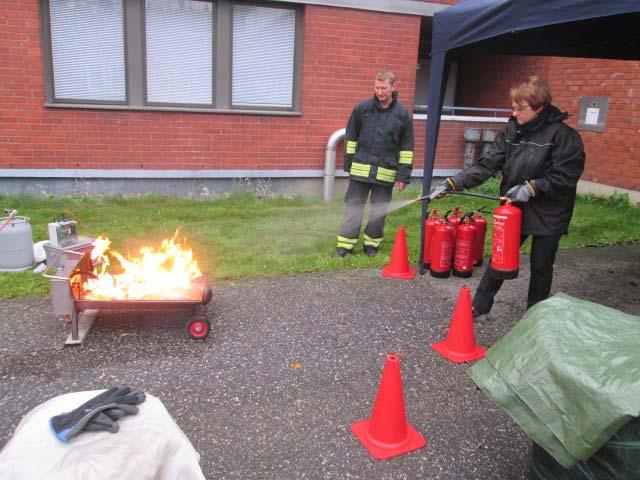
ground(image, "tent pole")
xmin=419 ymin=50 xmax=450 ymax=274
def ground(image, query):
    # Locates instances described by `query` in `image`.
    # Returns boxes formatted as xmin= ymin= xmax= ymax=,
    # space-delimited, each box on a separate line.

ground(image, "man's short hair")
xmin=376 ymin=69 xmax=396 ymax=85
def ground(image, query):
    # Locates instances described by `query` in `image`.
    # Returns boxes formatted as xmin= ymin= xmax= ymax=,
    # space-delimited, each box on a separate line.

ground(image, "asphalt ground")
xmin=1 ymin=244 xmax=639 ymax=479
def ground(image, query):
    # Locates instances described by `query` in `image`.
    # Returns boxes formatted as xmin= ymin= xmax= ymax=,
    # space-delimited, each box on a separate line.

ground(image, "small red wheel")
xmin=187 ymin=318 xmax=211 ymax=339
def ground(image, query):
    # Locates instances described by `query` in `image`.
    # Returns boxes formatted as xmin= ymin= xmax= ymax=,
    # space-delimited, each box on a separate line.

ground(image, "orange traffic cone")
xmin=432 ymin=286 xmax=486 ymax=363
xmin=382 ymin=226 xmax=415 ymax=279
xmin=351 ymin=354 xmax=427 ymax=460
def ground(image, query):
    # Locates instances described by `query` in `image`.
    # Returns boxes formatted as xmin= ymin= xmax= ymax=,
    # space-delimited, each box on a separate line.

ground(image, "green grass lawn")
xmin=1 ymin=179 xmax=638 ymax=300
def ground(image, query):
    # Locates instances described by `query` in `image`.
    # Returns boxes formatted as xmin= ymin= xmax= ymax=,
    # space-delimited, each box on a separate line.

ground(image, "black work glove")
xmin=83 ymin=412 xmax=119 ymax=433
xmin=84 ymin=402 xmax=142 ymax=433
xmin=506 ymin=180 xmax=537 ymax=203
xmin=50 ymin=387 xmax=146 ymax=443
xmin=429 ymin=178 xmax=456 ymax=200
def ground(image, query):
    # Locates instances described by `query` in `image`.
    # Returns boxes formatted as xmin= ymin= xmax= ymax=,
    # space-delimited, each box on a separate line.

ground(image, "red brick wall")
xmin=456 ymin=55 xmax=551 ymax=109
xmin=0 ymin=2 xmax=424 ymax=172
xmin=457 ymin=54 xmax=640 ymax=191
xmin=303 ymin=7 xmax=420 ymax=170
xmin=7 ymin=1 xmax=635 ymax=193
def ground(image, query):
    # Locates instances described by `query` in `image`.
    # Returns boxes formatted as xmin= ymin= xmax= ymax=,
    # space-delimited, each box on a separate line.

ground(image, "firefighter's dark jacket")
xmin=343 ymin=91 xmax=414 ymax=186
xmin=452 ymin=105 xmax=585 ymax=236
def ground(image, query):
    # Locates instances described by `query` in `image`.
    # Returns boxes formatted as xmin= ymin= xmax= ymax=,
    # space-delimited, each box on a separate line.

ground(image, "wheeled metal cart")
xmin=45 ymin=249 xmax=213 ymax=345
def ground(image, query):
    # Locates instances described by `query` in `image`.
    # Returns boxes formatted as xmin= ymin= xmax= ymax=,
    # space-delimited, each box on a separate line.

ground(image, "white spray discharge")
xmin=247 ymin=204 xmax=345 ymax=255
xmin=246 ymin=196 xmax=422 ymax=256
xmin=367 ymin=198 xmax=420 ymax=224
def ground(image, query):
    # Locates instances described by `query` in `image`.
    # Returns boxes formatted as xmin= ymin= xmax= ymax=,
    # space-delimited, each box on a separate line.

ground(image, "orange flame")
xmin=82 ymin=231 xmax=203 ymax=301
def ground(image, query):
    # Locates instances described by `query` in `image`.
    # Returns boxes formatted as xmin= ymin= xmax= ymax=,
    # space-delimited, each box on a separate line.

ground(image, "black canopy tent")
xmin=419 ymin=0 xmax=640 ymax=269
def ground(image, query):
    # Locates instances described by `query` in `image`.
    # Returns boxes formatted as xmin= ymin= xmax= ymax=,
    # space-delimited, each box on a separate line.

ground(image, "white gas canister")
xmin=0 ymin=215 xmax=35 ymax=272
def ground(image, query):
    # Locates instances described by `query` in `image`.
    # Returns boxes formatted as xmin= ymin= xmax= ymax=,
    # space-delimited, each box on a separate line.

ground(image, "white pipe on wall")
xmin=323 ymin=128 xmax=346 ymax=202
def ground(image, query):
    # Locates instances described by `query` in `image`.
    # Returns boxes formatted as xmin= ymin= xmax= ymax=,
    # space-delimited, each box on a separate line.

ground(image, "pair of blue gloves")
xmin=50 ymin=387 xmax=146 ymax=443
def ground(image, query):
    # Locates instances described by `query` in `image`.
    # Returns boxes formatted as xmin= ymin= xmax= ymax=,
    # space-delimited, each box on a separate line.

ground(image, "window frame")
xmin=40 ymin=0 xmax=303 ymax=114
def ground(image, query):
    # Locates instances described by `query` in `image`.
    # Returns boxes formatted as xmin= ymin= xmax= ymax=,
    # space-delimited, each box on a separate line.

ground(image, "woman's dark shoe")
xmin=472 ymin=307 xmax=489 ymax=321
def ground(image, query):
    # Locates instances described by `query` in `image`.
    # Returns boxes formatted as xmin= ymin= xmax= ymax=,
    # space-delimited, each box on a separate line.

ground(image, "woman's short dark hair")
xmin=510 ymin=76 xmax=552 ymax=110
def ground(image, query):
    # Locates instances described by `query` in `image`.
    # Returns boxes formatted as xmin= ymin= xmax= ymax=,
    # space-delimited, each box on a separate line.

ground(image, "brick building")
xmin=1 ymin=0 xmax=638 ymax=201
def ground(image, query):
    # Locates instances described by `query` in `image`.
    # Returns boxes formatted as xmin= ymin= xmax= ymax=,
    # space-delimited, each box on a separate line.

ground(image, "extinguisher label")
xmin=440 ymin=242 xmax=452 ymax=267
xmin=454 ymin=239 xmax=472 ymax=269
xmin=493 ymin=219 xmax=505 ymax=265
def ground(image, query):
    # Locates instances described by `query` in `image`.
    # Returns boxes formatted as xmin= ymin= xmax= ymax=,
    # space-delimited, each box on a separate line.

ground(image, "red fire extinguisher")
xmin=423 ymin=210 xmax=440 ymax=269
xmin=429 ymin=213 xmax=455 ymax=278
xmin=490 ymin=200 xmax=522 ymax=279
xmin=471 ymin=210 xmax=488 ymax=266
xmin=448 ymin=207 xmax=463 ymax=237
xmin=453 ymin=213 xmax=477 ymax=278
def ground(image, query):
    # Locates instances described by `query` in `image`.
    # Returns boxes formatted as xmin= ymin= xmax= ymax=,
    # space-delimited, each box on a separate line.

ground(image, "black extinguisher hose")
xmin=475 ymin=205 xmax=491 ymax=215
xmin=419 ymin=190 xmax=508 ymax=202
xmin=446 ymin=191 xmax=505 ymax=201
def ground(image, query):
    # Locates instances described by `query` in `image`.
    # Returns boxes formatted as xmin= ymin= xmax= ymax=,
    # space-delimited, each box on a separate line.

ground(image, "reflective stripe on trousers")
xmin=337 ymin=235 xmax=357 ymax=250
xmin=364 ymin=233 xmax=382 ymax=247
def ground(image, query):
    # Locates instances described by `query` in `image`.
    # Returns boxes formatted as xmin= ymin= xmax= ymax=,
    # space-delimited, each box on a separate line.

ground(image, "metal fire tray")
xmin=74 ymin=297 xmax=205 ymax=311
xmin=46 ymin=250 xmax=213 ymax=345
xmin=69 ymin=277 xmax=212 ymax=345
xmin=74 ymin=276 xmax=208 ymax=311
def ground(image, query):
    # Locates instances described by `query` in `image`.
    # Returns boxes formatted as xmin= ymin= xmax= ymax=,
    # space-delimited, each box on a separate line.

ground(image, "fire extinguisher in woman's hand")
xmin=490 ymin=199 xmax=522 ymax=279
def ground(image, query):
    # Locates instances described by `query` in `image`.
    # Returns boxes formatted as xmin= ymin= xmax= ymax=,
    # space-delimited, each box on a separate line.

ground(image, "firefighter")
xmin=430 ymin=76 xmax=585 ymax=316
xmin=335 ymin=69 xmax=415 ymax=257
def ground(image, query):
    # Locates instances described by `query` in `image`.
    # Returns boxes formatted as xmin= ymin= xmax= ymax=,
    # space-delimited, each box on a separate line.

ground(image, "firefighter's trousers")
xmin=337 ymin=179 xmax=393 ymax=251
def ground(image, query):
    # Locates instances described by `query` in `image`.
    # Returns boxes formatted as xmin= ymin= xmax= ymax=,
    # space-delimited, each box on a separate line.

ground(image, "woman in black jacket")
xmin=431 ymin=76 xmax=585 ymax=316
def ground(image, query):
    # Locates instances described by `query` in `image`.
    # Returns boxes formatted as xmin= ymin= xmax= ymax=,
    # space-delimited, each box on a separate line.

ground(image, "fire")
xmin=81 ymin=231 xmax=203 ymax=301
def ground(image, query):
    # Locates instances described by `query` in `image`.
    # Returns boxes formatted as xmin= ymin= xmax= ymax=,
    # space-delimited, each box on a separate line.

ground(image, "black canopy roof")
xmin=419 ymin=0 xmax=640 ymax=267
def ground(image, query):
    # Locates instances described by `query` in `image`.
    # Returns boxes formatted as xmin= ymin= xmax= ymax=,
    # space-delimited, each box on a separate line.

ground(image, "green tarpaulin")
xmin=468 ymin=293 xmax=640 ymax=468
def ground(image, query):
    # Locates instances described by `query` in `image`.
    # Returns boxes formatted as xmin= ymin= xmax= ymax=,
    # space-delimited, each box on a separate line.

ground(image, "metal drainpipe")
xmin=323 ymin=128 xmax=346 ymax=203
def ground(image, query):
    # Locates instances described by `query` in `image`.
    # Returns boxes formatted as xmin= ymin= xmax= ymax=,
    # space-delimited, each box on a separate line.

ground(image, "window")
xmin=49 ymin=0 xmax=126 ymax=102
xmin=41 ymin=0 xmax=303 ymax=112
xmin=145 ymin=0 xmax=213 ymax=105
xmin=232 ymin=5 xmax=295 ymax=108
xmin=414 ymin=58 xmax=458 ymax=112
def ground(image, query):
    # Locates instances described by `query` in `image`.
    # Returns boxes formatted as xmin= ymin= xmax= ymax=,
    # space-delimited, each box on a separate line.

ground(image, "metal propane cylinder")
xmin=490 ymin=201 xmax=522 ymax=279
xmin=422 ymin=209 xmax=440 ymax=269
xmin=453 ymin=214 xmax=477 ymax=278
xmin=0 ymin=215 xmax=35 ymax=272
xmin=429 ymin=214 xmax=455 ymax=278
xmin=471 ymin=212 xmax=488 ymax=266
